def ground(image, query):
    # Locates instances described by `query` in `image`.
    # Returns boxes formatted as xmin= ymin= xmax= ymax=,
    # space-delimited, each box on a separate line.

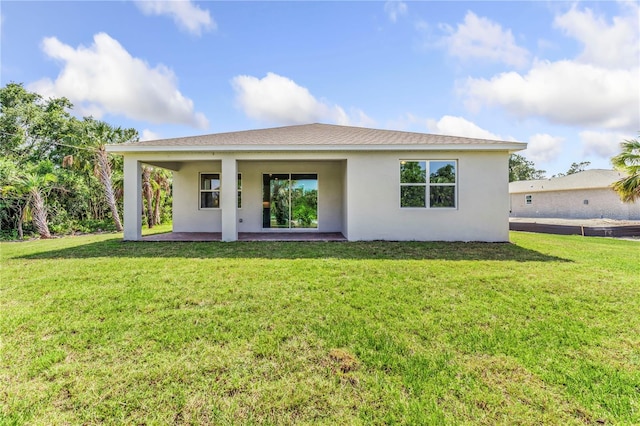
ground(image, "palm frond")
xmin=612 ymin=173 xmax=640 ymax=203
xmin=611 ymin=137 xmax=640 ymax=203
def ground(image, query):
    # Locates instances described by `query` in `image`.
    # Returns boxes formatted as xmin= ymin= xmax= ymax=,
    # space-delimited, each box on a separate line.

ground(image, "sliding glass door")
xmin=264 ymin=174 xmax=290 ymax=229
xmin=263 ymin=173 xmax=318 ymax=229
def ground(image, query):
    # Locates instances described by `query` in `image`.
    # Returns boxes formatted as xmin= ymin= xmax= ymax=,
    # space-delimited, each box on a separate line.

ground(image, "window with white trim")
xmin=200 ymin=173 xmax=220 ymax=209
xmin=525 ymin=194 xmax=532 ymax=205
xmin=400 ymin=160 xmax=457 ymax=208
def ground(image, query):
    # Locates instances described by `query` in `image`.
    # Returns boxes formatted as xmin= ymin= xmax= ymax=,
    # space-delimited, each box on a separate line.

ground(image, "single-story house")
xmin=106 ymin=123 xmax=526 ymax=242
xmin=509 ymin=169 xmax=640 ymax=220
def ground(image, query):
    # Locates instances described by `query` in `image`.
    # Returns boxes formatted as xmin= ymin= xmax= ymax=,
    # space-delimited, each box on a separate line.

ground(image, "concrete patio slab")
xmin=141 ymin=232 xmax=347 ymax=242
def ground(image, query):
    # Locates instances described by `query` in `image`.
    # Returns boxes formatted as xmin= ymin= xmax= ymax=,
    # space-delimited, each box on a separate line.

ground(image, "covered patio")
xmin=141 ymin=232 xmax=347 ymax=242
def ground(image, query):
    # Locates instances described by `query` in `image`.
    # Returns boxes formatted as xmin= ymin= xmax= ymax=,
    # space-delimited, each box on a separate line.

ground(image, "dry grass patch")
xmin=328 ymin=348 xmax=360 ymax=373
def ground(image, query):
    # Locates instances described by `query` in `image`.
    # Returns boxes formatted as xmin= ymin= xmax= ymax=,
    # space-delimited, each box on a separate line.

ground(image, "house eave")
xmin=106 ymin=142 xmax=527 ymax=154
xmin=510 ymin=186 xmax=613 ymax=194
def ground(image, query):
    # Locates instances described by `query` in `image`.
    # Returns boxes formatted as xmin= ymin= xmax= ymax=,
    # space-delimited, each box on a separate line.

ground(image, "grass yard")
xmin=1 ymin=230 xmax=639 ymax=425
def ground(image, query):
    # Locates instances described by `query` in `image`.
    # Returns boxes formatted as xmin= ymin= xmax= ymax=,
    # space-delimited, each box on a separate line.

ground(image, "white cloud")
xmin=426 ymin=115 xmax=502 ymax=140
xmin=463 ymin=60 xmax=638 ymax=131
xmin=426 ymin=115 xmax=568 ymax=164
xmin=134 ymin=0 xmax=215 ymax=36
xmin=524 ymin=133 xmax=564 ymax=163
xmin=580 ymin=130 xmax=631 ymax=159
xmin=29 ymin=33 xmax=208 ymax=129
xmin=394 ymin=114 xmax=568 ymax=164
xmin=384 ymin=113 xmax=427 ymax=132
xmin=439 ymin=11 xmax=530 ymax=68
xmin=141 ymin=129 xmax=162 ymax=141
xmin=348 ymin=108 xmax=377 ymax=128
xmin=231 ymin=72 xmax=374 ymax=127
xmin=461 ymin=4 xmax=639 ymax=132
xmin=384 ymin=1 xmax=407 ymax=23
xmin=554 ymin=3 xmax=639 ymax=69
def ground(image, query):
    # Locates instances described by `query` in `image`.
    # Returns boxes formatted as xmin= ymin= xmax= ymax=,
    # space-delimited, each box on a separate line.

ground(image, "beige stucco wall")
xmin=345 ymin=151 xmax=510 ymax=241
xmin=510 ymin=188 xmax=640 ymax=220
xmin=128 ymin=149 xmax=511 ymax=241
xmin=172 ymin=160 xmax=222 ymax=232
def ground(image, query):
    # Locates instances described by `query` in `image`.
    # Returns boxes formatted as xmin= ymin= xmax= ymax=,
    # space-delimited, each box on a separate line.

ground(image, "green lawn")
xmin=1 ymin=231 xmax=638 ymax=425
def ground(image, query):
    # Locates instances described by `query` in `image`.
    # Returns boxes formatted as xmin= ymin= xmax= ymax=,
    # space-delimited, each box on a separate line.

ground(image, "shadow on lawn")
xmin=17 ymin=238 xmax=570 ymax=262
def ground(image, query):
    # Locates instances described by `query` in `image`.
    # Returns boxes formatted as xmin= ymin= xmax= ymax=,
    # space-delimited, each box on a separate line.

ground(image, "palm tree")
xmin=151 ymin=168 xmax=171 ymax=226
xmin=142 ymin=166 xmax=154 ymax=228
xmin=140 ymin=166 xmax=172 ymax=228
xmin=76 ymin=119 xmax=138 ymax=232
xmin=2 ymin=167 xmax=57 ymax=239
xmin=270 ymin=178 xmax=290 ymax=227
xmin=611 ymin=138 xmax=640 ymax=203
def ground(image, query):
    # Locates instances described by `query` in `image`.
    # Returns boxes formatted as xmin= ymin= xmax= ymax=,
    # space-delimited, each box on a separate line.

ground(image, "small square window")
xmin=583 ymin=199 xmax=589 ymax=205
xmin=525 ymin=195 xmax=532 ymax=205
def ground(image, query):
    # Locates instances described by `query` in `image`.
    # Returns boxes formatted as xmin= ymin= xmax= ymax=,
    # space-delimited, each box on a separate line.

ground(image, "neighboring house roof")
xmin=509 ymin=169 xmax=626 ymax=193
xmin=106 ymin=123 xmax=526 ymax=153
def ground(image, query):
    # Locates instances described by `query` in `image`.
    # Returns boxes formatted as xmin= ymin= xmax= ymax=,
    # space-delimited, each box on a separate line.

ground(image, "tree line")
xmin=0 ymin=83 xmax=171 ymax=240
xmin=508 ymin=155 xmax=592 ymax=182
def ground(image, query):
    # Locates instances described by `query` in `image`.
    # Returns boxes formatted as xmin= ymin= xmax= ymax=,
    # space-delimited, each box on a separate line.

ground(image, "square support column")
xmin=220 ymin=155 xmax=238 ymax=242
xmin=123 ymin=157 xmax=142 ymax=241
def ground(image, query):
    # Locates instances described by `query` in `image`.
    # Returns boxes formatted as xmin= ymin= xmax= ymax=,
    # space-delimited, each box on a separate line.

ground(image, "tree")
xmin=0 ymin=82 xmax=138 ymax=238
xmin=142 ymin=166 xmax=154 ymax=228
xmin=1 ymin=83 xmax=76 ymax=238
xmin=270 ymin=178 xmax=290 ymax=227
xmin=554 ymin=161 xmax=591 ymax=177
xmin=141 ymin=166 xmax=172 ymax=228
xmin=509 ymin=154 xmax=546 ymax=182
xmin=151 ymin=168 xmax=171 ymax=226
xmin=0 ymin=158 xmax=27 ymax=238
xmin=400 ymin=161 xmax=426 ymax=207
xmin=0 ymin=82 xmax=74 ymax=165
xmin=76 ymin=119 xmax=138 ymax=232
xmin=566 ymin=161 xmax=591 ymax=175
xmin=430 ymin=163 xmax=456 ymax=207
xmin=430 ymin=163 xmax=455 ymax=183
xmin=2 ymin=161 xmax=57 ymax=239
xmin=611 ymin=138 xmax=640 ymax=203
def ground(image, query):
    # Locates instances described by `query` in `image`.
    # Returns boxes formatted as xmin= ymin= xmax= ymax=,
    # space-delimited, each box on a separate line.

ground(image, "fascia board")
xmin=106 ymin=142 xmax=527 ymax=154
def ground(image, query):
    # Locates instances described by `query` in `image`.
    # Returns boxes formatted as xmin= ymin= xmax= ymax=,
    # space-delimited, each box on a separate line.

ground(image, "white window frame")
xmin=525 ymin=194 xmax=532 ymax=205
xmin=399 ymin=160 xmax=457 ymax=209
xmin=199 ymin=172 xmax=220 ymax=210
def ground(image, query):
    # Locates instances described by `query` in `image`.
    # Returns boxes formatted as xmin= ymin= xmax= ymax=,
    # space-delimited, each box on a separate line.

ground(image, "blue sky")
xmin=1 ymin=1 xmax=638 ymax=175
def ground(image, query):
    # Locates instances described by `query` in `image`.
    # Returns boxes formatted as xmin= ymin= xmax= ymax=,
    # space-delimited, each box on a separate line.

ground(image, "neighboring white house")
xmin=509 ymin=169 xmax=640 ymax=220
xmin=106 ymin=123 xmax=526 ymax=242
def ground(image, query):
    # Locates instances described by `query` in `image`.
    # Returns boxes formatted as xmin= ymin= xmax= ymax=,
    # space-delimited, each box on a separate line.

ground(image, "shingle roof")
xmin=509 ymin=169 xmax=627 ymax=193
xmin=107 ymin=123 xmax=525 ymax=152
